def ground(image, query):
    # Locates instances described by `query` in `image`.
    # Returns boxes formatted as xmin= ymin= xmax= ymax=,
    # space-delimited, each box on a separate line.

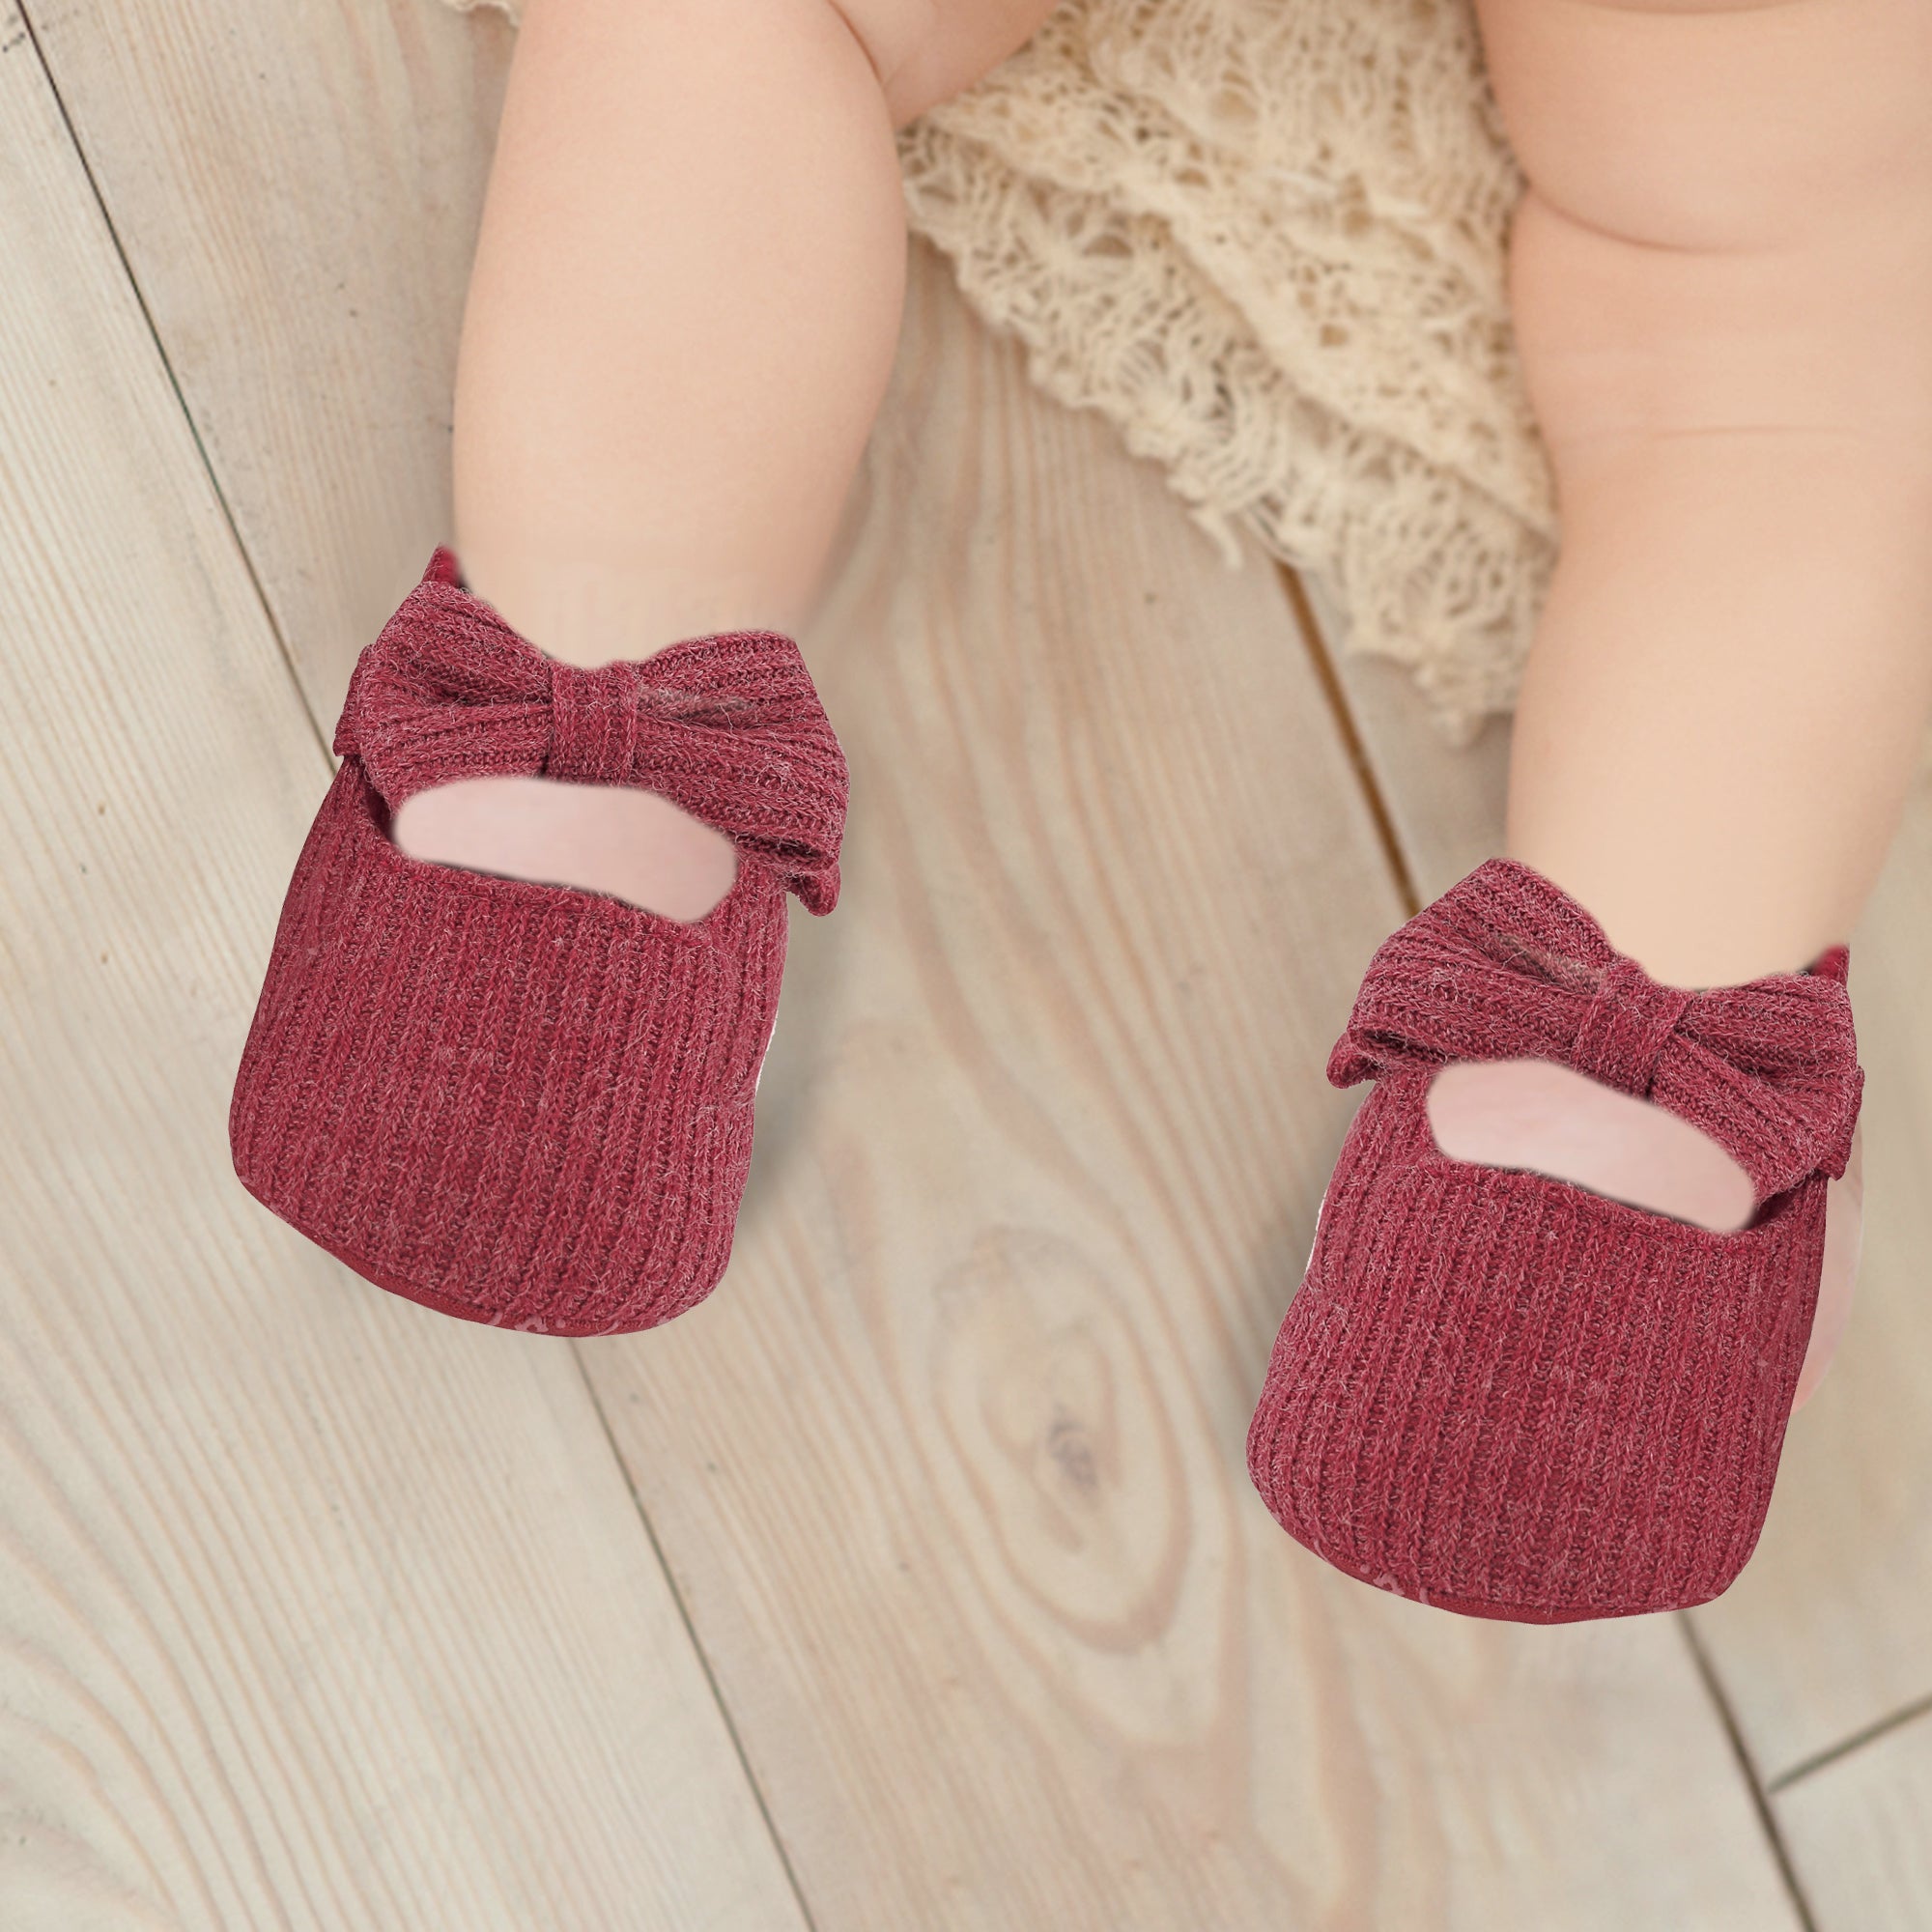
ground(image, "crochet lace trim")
xmin=439 ymin=0 xmax=1548 ymax=745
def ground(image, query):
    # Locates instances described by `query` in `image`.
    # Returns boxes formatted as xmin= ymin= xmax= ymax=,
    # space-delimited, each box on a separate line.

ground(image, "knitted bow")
xmin=1329 ymin=858 xmax=1863 ymax=1206
xmin=333 ymin=548 xmax=848 ymax=914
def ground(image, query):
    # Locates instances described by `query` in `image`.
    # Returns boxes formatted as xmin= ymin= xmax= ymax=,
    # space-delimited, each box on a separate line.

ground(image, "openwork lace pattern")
xmin=441 ymin=0 xmax=1557 ymax=744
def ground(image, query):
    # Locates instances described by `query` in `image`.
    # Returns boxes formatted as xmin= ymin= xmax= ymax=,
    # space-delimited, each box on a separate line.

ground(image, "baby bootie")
xmin=230 ymin=547 xmax=847 ymax=1335
xmin=1247 ymin=856 xmax=1863 ymax=1621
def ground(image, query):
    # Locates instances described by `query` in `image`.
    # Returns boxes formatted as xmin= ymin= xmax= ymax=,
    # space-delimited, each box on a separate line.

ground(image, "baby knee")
xmin=1476 ymin=0 xmax=1932 ymax=251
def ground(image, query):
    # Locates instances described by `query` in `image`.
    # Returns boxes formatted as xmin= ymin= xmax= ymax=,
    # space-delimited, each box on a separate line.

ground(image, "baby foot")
xmin=1426 ymin=1060 xmax=1862 ymax=1411
xmin=232 ymin=545 xmax=849 ymax=1336
xmin=382 ymin=550 xmax=748 ymax=923
xmin=393 ymin=773 xmax=737 ymax=923
xmin=381 ymin=549 xmax=742 ymax=923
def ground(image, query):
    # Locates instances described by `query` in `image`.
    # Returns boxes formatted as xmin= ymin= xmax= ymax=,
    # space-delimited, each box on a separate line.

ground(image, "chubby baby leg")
xmin=399 ymin=0 xmax=1057 ymax=919
xmin=1479 ymin=0 xmax=1932 ymax=979
xmin=1435 ymin=0 xmax=1932 ymax=1400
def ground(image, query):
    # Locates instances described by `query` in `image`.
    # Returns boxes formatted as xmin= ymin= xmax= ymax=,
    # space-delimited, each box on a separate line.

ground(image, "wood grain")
xmin=1319 ymin=464 xmax=1932 ymax=1815
xmin=1776 ymin=1710 xmax=1932 ymax=1932
xmin=1318 ymin=576 xmax=1512 ymax=901
xmin=576 ymin=242 xmax=1807 ymax=1932
xmin=28 ymin=0 xmax=514 ymax=735
xmin=16 ymin=0 xmax=1907 ymax=1910
xmin=0 ymin=20 xmax=803 ymax=1930
xmin=1690 ymin=760 xmax=1932 ymax=1777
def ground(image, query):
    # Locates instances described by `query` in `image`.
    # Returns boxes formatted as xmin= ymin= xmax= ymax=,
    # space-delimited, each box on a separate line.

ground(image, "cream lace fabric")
xmin=440 ymin=0 xmax=1548 ymax=745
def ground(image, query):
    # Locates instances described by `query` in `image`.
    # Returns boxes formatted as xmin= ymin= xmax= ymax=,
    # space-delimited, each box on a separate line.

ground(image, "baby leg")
xmin=1481 ymin=0 xmax=1932 ymax=982
xmin=1435 ymin=0 xmax=1932 ymax=1396
xmin=397 ymin=0 xmax=1057 ymax=917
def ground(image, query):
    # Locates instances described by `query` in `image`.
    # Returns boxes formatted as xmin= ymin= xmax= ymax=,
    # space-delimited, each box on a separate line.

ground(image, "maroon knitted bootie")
xmin=1247 ymin=856 xmax=1863 ymax=1621
xmin=230 ymin=547 xmax=847 ymax=1335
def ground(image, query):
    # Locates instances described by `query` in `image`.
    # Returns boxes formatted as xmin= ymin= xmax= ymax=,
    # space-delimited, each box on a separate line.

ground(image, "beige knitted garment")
xmin=440 ymin=0 xmax=1548 ymax=746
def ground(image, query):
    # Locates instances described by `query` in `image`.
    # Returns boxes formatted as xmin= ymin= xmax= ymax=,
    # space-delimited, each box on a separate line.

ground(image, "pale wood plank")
xmin=30 ymin=0 xmax=1834 ymax=1901
xmin=1316 ymin=577 xmax=1512 ymax=899
xmin=1776 ymin=1711 xmax=1932 ymax=1932
xmin=27 ymin=0 xmax=513 ymax=731
xmin=0 ymin=28 xmax=804 ymax=1932
xmin=574 ymin=240 xmax=1806 ymax=1932
xmin=1316 ymin=478 xmax=1932 ymax=1792
xmin=1691 ymin=766 xmax=1932 ymax=1776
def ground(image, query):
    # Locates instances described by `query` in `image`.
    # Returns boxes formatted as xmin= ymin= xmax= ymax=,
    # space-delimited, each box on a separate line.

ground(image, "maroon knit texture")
xmin=1247 ymin=857 xmax=1863 ymax=1622
xmin=230 ymin=547 xmax=848 ymax=1335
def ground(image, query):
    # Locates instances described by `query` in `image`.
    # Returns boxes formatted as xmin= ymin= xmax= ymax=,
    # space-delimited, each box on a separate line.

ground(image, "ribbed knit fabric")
xmin=1247 ymin=857 xmax=1864 ymax=1621
xmin=230 ymin=547 xmax=848 ymax=1335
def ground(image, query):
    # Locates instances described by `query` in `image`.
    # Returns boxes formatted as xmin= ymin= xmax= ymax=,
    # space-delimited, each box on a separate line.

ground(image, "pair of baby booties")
xmin=231 ymin=549 xmax=1864 ymax=1623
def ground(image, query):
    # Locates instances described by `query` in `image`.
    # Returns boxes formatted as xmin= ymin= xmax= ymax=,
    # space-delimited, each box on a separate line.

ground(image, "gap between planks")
xmin=13 ymin=3 xmax=809 ymax=1913
xmin=1275 ymin=563 xmax=1421 ymax=921
xmin=1281 ymin=552 xmax=1823 ymax=1932
xmin=34 ymin=0 xmax=1877 ymax=1885
xmin=570 ymin=1350 xmax=822 ymax=1932
xmin=1766 ymin=1690 xmax=1932 ymax=1798
xmin=14 ymin=0 xmax=332 ymax=775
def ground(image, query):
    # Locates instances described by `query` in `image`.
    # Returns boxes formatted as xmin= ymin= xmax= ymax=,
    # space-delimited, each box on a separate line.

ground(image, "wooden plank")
xmin=1318 ymin=577 xmax=1512 ymax=900
xmin=1319 ymin=480 xmax=1932 ymax=1787
xmin=27 ymin=0 xmax=514 ymax=730
xmin=1691 ymin=773 xmax=1932 ymax=1776
xmin=575 ymin=239 xmax=1807 ymax=1932
xmin=0 ymin=24 xmax=804 ymax=1932
xmin=1775 ymin=1712 xmax=1932 ymax=1932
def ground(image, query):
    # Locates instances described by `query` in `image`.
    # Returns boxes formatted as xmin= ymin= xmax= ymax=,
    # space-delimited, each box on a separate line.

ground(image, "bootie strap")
xmin=332 ymin=547 xmax=848 ymax=913
xmin=1327 ymin=856 xmax=1863 ymax=1205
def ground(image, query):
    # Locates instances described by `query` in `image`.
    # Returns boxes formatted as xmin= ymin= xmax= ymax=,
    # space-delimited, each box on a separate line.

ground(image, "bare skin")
xmin=1440 ymin=0 xmax=1932 ymax=1402
xmin=398 ymin=775 xmax=740 ymax=923
xmin=1429 ymin=1063 xmax=1864 ymax=1409
xmin=399 ymin=0 xmax=1926 ymax=1401
xmin=396 ymin=0 xmax=1058 ymax=918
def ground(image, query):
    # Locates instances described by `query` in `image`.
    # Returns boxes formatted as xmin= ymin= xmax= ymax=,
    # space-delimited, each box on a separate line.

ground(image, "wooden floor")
xmin=5 ymin=3 xmax=1930 ymax=1927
